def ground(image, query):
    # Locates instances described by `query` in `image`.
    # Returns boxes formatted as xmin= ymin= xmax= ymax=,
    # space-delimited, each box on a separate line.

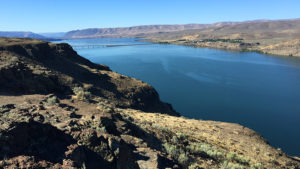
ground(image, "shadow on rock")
xmin=0 ymin=121 xmax=75 ymax=163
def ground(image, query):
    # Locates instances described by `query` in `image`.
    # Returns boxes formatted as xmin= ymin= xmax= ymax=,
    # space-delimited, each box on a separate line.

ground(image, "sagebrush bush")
xmin=8 ymin=56 xmax=19 ymax=64
xmin=163 ymin=143 xmax=183 ymax=159
xmin=250 ymin=163 xmax=262 ymax=169
xmin=226 ymin=152 xmax=249 ymax=165
xmin=97 ymin=126 xmax=107 ymax=133
xmin=188 ymin=163 xmax=202 ymax=169
xmin=163 ymin=143 xmax=190 ymax=166
xmin=178 ymin=152 xmax=190 ymax=167
xmin=176 ymin=132 xmax=188 ymax=140
xmin=73 ymin=87 xmax=91 ymax=102
xmin=170 ymin=133 xmax=188 ymax=144
xmin=188 ymin=142 xmax=223 ymax=159
xmin=45 ymin=96 xmax=58 ymax=106
xmin=171 ymin=135 xmax=179 ymax=144
xmin=226 ymin=152 xmax=237 ymax=161
xmin=220 ymin=160 xmax=243 ymax=169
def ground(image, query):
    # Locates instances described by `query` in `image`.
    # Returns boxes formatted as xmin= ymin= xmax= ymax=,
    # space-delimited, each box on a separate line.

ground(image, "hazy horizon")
xmin=1 ymin=17 xmax=299 ymax=34
xmin=1 ymin=0 xmax=300 ymax=32
xmin=40 ymin=18 xmax=300 ymax=33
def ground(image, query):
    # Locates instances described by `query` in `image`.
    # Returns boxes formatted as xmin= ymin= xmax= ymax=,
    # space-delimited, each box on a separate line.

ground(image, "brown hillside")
xmin=146 ymin=19 xmax=300 ymax=57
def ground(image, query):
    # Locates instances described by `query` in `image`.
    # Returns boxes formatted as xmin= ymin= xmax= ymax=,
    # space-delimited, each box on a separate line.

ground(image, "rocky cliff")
xmin=0 ymin=38 xmax=177 ymax=115
xmin=0 ymin=38 xmax=299 ymax=169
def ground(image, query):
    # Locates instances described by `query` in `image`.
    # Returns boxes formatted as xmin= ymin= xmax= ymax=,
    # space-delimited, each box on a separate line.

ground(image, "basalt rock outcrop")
xmin=0 ymin=38 xmax=178 ymax=116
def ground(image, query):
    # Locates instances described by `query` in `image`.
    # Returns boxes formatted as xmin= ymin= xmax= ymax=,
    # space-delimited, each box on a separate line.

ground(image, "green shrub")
xmin=178 ymin=153 xmax=190 ymax=167
xmin=171 ymin=135 xmax=179 ymax=144
xmin=176 ymin=132 xmax=188 ymax=140
xmin=163 ymin=143 xmax=183 ymax=159
xmin=226 ymin=152 xmax=237 ymax=161
xmin=163 ymin=143 xmax=190 ymax=166
xmin=97 ymin=126 xmax=107 ymax=133
xmin=44 ymin=96 xmax=58 ymax=106
xmin=97 ymin=100 xmax=109 ymax=108
xmin=8 ymin=56 xmax=19 ymax=64
xmin=188 ymin=142 xmax=223 ymax=159
xmin=250 ymin=163 xmax=262 ymax=169
xmin=73 ymin=87 xmax=91 ymax=102
xmin=226 ymin=152 xmax=249 ymax=165
xmin=188 ymin=163 xmax=202 ymax=169
xmin=220 ymin=160 xmax=243 ymax=169
xmin=238 ymin=158 xmax=250 ymax=165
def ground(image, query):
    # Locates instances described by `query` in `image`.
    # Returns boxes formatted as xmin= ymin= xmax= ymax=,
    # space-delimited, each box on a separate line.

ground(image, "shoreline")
xmin=145 ymin=39 xmax=300 ymax=58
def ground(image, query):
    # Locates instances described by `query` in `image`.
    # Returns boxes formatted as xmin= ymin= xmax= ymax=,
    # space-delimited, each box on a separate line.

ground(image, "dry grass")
xmin=119 ymin=109 xmax=300 ymax=169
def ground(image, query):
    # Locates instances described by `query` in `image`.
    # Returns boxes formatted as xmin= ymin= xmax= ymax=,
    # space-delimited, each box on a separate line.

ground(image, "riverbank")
xmin=62 ymin=37 xmax=300 ymax=157
xmin=147 ymin=38 xmax=300 ymax=57
xmin=143 ymin=20 xmax=300 ymax=58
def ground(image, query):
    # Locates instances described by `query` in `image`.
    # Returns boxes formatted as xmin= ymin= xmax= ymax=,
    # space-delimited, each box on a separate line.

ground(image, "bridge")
xmin=71 ymin=43 xmax=150 ymax=49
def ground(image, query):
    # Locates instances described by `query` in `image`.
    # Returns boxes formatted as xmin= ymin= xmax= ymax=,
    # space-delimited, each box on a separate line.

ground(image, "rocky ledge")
xmin=0 ymin=38 xmax=299 ymax=169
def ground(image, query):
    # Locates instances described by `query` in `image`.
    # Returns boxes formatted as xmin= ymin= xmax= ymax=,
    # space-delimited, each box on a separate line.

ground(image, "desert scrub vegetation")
xmin=44 ymin=95 xmax=59 ymax=106
xmin=226 ymin=152 xmax=250 ymax=165
xmin=151 ymin=123 xmax=170 ymax=132
xmin=96 ymin=126 xmax=107 ymax=133
xmin=171 ymin=133 xmax=188 ymax=144
xmin=186 ymin=142 xmax=257 ymax=168
xmin=162 ymin=143 xmax=190 ymax=167
xmin=250 ymin=163 xmax=262 ymax=169
xmin=72 ymin=87 xmax=91 ymax=102
xmin=2 ymin=112 xmax=17 ymax=119
xmin=97 ymin=101 xmax=114 ymax=113
xmin=8 ymin=56 xmax=19 ymax=65
xmin=187 ymin=162 xmax=202 ymax=169
xmin=200 ymin=38 xmax=243 ymax=43
xmin=178 ymin=153 xmax=190 ymax=167
xmin=220 ymin=160 xmax=244 ymax=169
xmin=187 ymin=142 xmax=223 ymax=159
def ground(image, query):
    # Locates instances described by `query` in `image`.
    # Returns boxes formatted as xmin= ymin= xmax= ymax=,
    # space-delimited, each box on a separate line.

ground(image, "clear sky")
xmin=1 ymin=0 xmax=299 ymax=33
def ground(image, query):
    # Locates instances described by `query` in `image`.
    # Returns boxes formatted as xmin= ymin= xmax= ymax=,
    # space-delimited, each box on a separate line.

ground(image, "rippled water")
xmin=54 ymin=38 xmax=300 ymax=156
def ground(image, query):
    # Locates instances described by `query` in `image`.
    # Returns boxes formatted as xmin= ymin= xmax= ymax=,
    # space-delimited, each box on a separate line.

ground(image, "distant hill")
xmin=63 ymin=20 xmax=279 ymax=39
xmin=63 ymin=22 xmax=245 ymax=39
xmin=208 ymin=19 xmax=300 ymax=34
xmin=146 ymin=19 xmax=300 ymax=57
xmin=0 ymin=31 xmax=46 ymax=39
xmin=148 ymin=19 xmax=300 ymax=39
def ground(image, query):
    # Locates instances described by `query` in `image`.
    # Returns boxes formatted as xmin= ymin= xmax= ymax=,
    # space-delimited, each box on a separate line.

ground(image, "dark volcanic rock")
xmin=0 ymin=37 xmax=178 ymax=116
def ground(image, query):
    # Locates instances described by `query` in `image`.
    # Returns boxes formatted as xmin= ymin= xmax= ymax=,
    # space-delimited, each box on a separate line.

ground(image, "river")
xmin=54 ymin=38 xmax=300 ymax=156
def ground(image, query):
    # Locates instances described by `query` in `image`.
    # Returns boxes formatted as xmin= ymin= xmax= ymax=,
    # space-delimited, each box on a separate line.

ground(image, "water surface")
xmin=55 ymin=38 xmax=300 ymax=156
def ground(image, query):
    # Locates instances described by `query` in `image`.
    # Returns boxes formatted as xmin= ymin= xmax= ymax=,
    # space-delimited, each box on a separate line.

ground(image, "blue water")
xmin=54 ymin=38 xmax=300 ymax=156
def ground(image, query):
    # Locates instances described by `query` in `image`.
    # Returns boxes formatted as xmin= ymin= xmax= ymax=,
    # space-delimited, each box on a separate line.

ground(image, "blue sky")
xmin=1 ymin=0 xmax=299 ymax=32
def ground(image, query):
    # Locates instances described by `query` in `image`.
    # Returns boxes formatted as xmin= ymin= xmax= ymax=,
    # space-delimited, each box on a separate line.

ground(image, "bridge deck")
xmin=72 ymin=43 xmax=150 ymax=49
